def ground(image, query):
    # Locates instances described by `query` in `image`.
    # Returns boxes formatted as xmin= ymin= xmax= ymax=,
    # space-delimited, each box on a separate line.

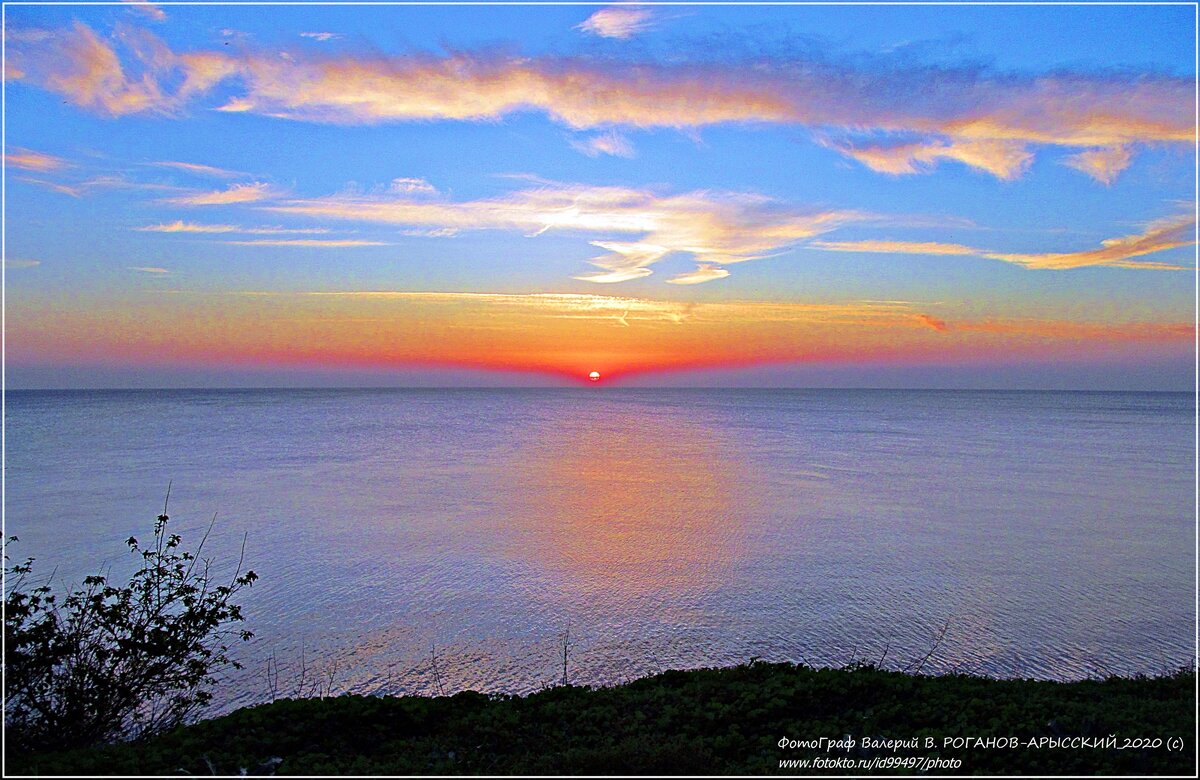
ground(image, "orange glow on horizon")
xmin=7 ymin=290 xmax=1192 ymax=384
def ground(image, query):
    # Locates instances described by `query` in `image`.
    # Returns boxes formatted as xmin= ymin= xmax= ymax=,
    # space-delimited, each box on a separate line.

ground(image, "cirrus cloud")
xmin=165 ymin=182 xmax=278 ymax=206
xmin=136 ymin=220 xmax=331 ymax=234
xmin=576 ymin=7 xmax=656 ymax=40
xmin=811 ymin=212 xmax=1195 ymax=270
xmin=6 ymin=21 xmax=1191 ymax=182
xmin=264 ymin=180 xmax=867 ymax=283
xmin=5 ymin=147 xmax=70 ymax=172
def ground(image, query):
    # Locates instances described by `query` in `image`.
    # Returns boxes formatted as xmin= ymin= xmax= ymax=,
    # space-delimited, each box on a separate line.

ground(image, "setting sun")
xmin=588 ymin=371 xmax=601 ymax=382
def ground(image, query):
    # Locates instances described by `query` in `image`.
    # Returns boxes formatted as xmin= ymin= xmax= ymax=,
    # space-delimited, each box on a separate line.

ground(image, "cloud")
xmin=221 ymin=239 xmax=389 ymax=247
xmin=15 ymin=173 xmax=184 ymax=198
xmin=836 ymin=139 xmax=1034 ymax=180
xmin=3 ymin=258 xmax=41 ymax=269
xmin=299 ymin=32 xmax=344 ymax=42
xmin=181 ymin=289 xmax=1194 ymax=347
xmin=5 ymin=148 xmax=69 ymax=172
xmin=576 ymin=7 xmax=656 ymax=39
xmin=223 ymin=290 xmax=939 ymax=329
xmin=811 ymin=212 xmax=1195 ymax=270
xmin=152 ymin=161 xmax=247 ymax=179
xmin=666 ymin=264 xmax=730 ymax=285
xmin=913 ymin=313 xmax=948 ymax=331
xmin=812 ymin=239 xmax=983 ymax=256
xmin=266 ymin=181 xmax=865 ymax=282
xmin=7 ymin=21 xmax=1190 ymax=181
xmin=1062 ymin=145 xmax=1133 ymax=185
xmin=987 ymin=213 xmax=1194 ymax=270
xmin=572 ymin=266 xmax=655 ymax=284
xmin=136 ymin=220 xmax=331 ymax=234
xmin=121 ymin=0 xmax=166 ymax=23
xmin=166 ymin=182 xmax=277 ymax=206
xmin=15 ymin=177 xmax=82 ymax=197
xmin=571 ymin=130 xmax=635 ymax=158
xmin=128 ymin=265 xmax=169 ymax=273
xmin=388 ymin=177 xmax=437 ymax=195
xmin=9 ymin=22 xmax=168 ymax=116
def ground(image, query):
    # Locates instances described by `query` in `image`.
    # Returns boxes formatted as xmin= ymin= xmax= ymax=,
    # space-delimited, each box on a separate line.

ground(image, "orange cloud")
xmin=5 ymin=148 xmax=69 ymax=172
xmin=166 ymin=182 xmax=278 ymax=206
xmin=811 ymin=213 xmax=1195 ymax=270
xmin=7 ymin=22 xmax=1191 ymax=181
xmin=152 ymin=160 xmax=246 ymax=179
xmin=1062 ymin=146 xmax=1133 ymax=185
xmin=267 ymin=181 xmax=865 ymax=282
xmin=914 ymin=313 xmax=948 ymax=331
xmin=570 ymin=130 xmax=635 ymax=158
xmin=136 ymin=220 xmax=330 ymax=234
xmin=837 ymin=139 xmax=1034 ymax=180
xmin=221 ymin=239 xmax=389 ymax=247
xmin=14 ymin=22 xmax=166 ymax=116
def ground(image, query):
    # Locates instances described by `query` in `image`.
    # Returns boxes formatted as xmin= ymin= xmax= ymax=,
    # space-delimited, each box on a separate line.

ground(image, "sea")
xmin=5 ymin=388 xmax=1195 ymax=711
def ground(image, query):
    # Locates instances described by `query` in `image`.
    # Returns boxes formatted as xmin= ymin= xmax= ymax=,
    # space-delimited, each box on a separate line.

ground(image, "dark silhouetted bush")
xmin=4 ymin=504 xmax=256 ymax=753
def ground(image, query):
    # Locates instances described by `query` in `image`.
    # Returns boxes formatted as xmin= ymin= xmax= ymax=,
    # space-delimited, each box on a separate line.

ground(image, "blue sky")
xmin=3 ymin=2 xmax=1196 ymax=388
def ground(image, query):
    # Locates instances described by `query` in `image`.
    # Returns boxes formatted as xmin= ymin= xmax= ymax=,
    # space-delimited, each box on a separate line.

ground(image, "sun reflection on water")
xmin=510 ymin=404 xmax=752 ymax=610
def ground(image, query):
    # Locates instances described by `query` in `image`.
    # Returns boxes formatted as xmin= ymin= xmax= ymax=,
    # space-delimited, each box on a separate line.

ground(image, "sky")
xmin=3 ymin=1 xmax=1196 ymax=389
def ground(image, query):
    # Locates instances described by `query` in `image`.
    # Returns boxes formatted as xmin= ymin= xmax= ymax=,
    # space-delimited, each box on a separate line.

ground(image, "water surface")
xmin=5 ymin=389 xmax=1194 ymax=709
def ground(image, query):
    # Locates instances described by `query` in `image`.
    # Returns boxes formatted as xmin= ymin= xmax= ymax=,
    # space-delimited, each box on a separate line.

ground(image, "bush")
xmin=3 ymin=501 xmax=257 ymax=753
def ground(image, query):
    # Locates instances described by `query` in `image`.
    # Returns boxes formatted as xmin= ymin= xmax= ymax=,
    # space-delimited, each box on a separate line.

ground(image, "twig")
xmin=906 ymin=620 xmax=952 ymax=675
xmin=560 ymin=621 xmax=572 ymax=687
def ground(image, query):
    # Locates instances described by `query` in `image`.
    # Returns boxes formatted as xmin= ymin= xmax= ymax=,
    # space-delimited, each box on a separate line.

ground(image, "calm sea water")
xmin=5 ymin=389 xmax=1195 ymax=710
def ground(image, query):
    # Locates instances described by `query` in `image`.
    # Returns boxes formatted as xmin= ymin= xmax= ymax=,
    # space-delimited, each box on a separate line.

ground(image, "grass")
xmin=9 ymin=662 xmax=1195 ymax=775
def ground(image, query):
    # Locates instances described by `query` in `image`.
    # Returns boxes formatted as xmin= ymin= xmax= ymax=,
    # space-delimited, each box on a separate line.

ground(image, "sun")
xmin=588 ymin=371 xmax=601 ymax=382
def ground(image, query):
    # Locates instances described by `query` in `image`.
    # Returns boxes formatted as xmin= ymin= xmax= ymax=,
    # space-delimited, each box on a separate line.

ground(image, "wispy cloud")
xmin=811 ymin=212 xmax=1195 ymax=270
xmin=222 ymin=239 xmax=389 ymax=248
xmin=10 ymin=22 xmax=169 ymax=115
xmin=16 ymin=177 xmax=83 ymax=197
xmin=299 ymin=32 xmax=343 ymax=42
xmin=120 ymin=0 xmax=166 ymax=23
xmin=5 ymin=147 xmax=70 ymax=172
xmin=166 ymin=182 xmax=278 ymax=206
xmin=7 ymin=21 xmax=1190 ymax=181
xmin=266 ymin=181 xmax=865 ymax=282
xmin=185 ymin=289 xmax=1195 ymax=351
xmin=576 ymin=7 xmax=656 ymax=39
xmin=221 ymin=290 xmax=941 ymax=330
xmin=128 ymin=265 xmax=170 ymax=273
xmin=136 ymin=220 xmax=330 ymax=234
xmin=666 ymin=264 xmax=730 ymax=285
xmin=29 ymin=288 xmax=1189 ymax=380
xmin=387 ymin=177 xmax=437 ymax=195
xmin=570 ymin=130 xmax=635 ymax=158
xmin=16 ymin=173 xmax=184 ymax=198
xmin=834 ymin=139 xmax=1034 ymax=180
xmin=3 ymin=258 xmax=41 ymax=269
xmin=913 ymin=313 xmax=948 ymax=331
xmin=151 ymin=160 xmax=247 ymax=179
xmin=1062 ymin=146 xmax=1133 ymax=185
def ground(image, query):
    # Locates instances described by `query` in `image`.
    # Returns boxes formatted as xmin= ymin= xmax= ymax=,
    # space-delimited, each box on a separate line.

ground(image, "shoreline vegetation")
xmin=10 ymin=662 xmax=1195 ymax=776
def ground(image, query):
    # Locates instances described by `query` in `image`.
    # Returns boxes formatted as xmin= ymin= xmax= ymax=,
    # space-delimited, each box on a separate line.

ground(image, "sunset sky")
xmin=4 ymin=2 xmax=1196 ymax=388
